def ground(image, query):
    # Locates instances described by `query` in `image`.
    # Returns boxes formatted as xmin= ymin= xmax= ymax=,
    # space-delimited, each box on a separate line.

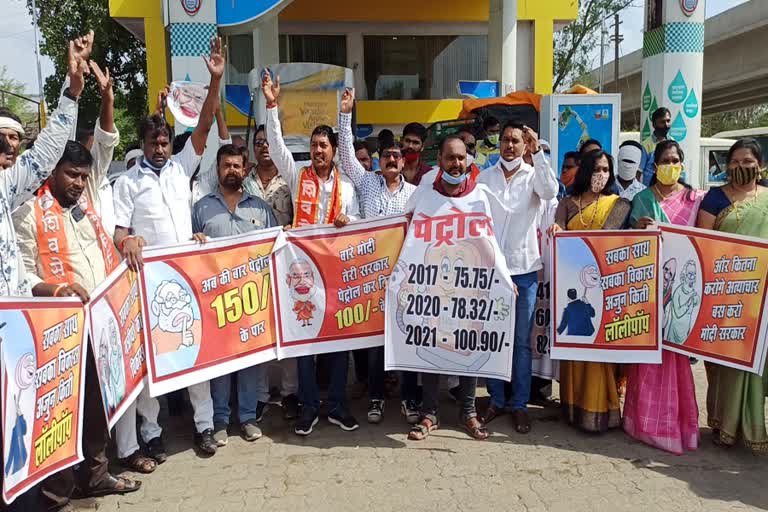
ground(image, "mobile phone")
xmin=72 ymin=206 xmax=85 ymax=222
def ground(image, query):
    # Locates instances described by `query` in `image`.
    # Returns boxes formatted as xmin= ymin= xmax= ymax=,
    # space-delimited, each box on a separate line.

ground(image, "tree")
xmin=553 ymin=0 xmax=637 ymax=92
xmin=27 ymin=0 xmax=146 ymax=151
xmin=0 ymin=66 xmax=40 ymax=132
xmin=701 ymin=106 xmax=768 ymax=137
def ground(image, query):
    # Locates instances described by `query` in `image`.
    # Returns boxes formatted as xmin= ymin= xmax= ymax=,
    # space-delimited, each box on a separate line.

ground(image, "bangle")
xmin=53 ymin=284 xmax=68 ymax=297
xmin=118 ymin=235 xmax=136 ymax=252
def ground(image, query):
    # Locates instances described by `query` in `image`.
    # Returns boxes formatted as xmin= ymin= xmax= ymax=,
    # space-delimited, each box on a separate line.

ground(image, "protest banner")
xmin=384 ymin=188 xmax=516 ymax=379
xmin=271 ymin=216 xmax=407 ymax=359
xmin=531 ymin=200 xmax=559 ymax=380
xmin=551 ymin=230 xmax=662 ymax=364
xmin=139 ymin=229 xmax=281 ymax=396
xmin=659 ymin=224 xmax=768 ymax=374
xmin=87 ymin=263 xmax=146 ymax=429
xmin=1 ymin=298 xmax=86 ymax=505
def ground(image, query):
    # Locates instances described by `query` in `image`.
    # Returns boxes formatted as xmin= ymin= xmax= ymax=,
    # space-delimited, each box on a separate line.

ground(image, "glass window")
xmin=226 ymin=34 xmax=254 ymax=85
xmin=279 ymin=35 xmax=347 ymax=67
xmin=364 ymin=35 xmax=487 ymax=100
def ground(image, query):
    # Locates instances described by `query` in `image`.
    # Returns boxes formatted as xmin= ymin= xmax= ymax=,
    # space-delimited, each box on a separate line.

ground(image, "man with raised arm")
xmin=261 ymin=70 xmax=361 ymax=436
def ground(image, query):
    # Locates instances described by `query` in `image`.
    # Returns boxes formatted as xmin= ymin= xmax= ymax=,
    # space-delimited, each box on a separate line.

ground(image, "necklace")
xmin=577 ymin=194 xmax=600 ymax=228
xmin=653 ymin=183 xmax=678 ymax=201
xmin=732 ymin=185 xmax=760 ymax=228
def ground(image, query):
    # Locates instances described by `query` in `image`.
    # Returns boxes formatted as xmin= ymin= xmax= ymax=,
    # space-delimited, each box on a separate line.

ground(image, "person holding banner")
xmin=697 ymin=138 xmax=768 ymax=452
xmin=477 ymin=121 xmax=559 ymax=434
xmin=338 ymin=88 xmax=419 ymax=424
xmin=191 ymin=143 xmax=277 ymax=445
xmin=13 ymin=140 xmax=142 ymax=506
xmin=624 ymin=140 xmax=702 ymax=455
xmin=261 ymin=70 xmax=362 ymax=436
xmin=550 ymin=150 xmax=631 ymax=433
xmin=112 ymin=37 xmax=226 ymax=459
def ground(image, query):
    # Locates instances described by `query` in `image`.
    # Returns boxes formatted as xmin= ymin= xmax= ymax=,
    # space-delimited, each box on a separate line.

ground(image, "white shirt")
xmin=89 ymin=121 xmax=120 ymax=236
xmin=112 ymin=138 xmax=203 ymax=246
xmin=477 ymin=151 xmax=559 ymax=276
xmin=265 ymin=107 xmax=360 ymax=222
xmin=617 ymin=179 xmax=646 ymax=201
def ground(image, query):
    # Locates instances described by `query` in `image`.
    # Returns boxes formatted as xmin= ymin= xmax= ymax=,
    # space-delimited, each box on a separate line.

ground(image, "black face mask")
xmin=654 ymin=126 xmax=670 ymax=138
xmin=727 ymin=165 xmax=761 ymax=186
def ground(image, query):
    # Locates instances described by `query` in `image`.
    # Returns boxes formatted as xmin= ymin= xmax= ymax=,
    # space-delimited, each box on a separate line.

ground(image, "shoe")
xmin=482 ymin=404 xmax=504 ymax=425
xmin=282 ymin=393 xmax=300 ymax=420
xmin=295 ymin=411 xmax=319 ymax=436
xmin=145 ymin=436 xmax=168 ymax=464
xmin=448 ymin=386 xmax=461 ymax=403
xmin=367 ymin=399 xmax=385 ymax=424
xmin=212 ymin=423 xmax=229 ymax=447
xmin=328 ymin=410 xmax=359 ymax=431
xmin=400 ymin=400 xmax=420 ymax=424
xmin=195 ymin=428 xmax=218 ymax=455
xmin=241 ymin=420 xmax=263 ymax=442
xmin=512 ymin=409 xmax=532 ymax=434
xmin=255 ymin=401 xmax=268 ymax=422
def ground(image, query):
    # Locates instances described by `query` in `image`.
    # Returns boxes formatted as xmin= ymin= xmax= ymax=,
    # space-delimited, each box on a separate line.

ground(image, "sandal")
xmin=408 ymin=418 xmax=438 ymax=440
xmin=84 ymin=474 xmax=141 ymax=497
xmin=512 ymin=409 xmax=532 ymax=434
xmin=463 ymin=417 xmax=489 ymax=440
xmin=120 ymin=450 xmax=158 ymax=474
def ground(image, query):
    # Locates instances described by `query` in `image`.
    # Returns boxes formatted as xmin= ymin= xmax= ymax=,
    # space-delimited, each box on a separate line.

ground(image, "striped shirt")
xmin=338 ymin=112 xmax=415 ymax=219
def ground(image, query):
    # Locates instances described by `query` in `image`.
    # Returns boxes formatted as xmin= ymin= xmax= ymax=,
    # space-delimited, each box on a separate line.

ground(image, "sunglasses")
xmin=254 ymin=139 xmax=269 ymax=147
xmin=381 ymin=151 xmax=403 ymax=160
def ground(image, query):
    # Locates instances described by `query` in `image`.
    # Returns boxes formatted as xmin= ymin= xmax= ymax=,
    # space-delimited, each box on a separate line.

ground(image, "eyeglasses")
xmin=380 ymin=151 xmax=403 ymax=160
xmin=254 ymin=139 xmax=268 ymax=147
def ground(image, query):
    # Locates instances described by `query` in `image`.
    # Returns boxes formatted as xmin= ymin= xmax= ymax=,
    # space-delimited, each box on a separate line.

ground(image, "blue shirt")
xmin=557 ymin=299 xmax=596 ymax=337
xmin=192 ymin=188 xmax=276 ymax=238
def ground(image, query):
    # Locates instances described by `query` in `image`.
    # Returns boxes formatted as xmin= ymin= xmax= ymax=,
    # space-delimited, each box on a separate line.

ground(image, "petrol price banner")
xmin=531 ymin=200 xmax=559 ymax=380
xmin=87 ymin=263 xmax=146 ymax=429
xmin=1 ymin=298 xmax=86 ymax=505
xmin=139 ymin=229 xmax=281 ymax=396
xmin=551 ymin=231 xmax=662 ymax=364
xmin=271 ymin=216 xmax=407 ymax=359
xmin=659 ymin=224 xmax=768 ymax=374
xmin=384 ymin=189 xmax=516 ymax=379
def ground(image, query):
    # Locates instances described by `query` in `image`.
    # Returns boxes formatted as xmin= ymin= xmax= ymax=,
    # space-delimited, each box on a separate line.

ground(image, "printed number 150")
xmin=210 ymin=276 xmax=271 ymax=328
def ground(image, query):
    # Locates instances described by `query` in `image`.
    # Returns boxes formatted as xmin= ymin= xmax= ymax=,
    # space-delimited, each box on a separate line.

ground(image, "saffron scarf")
xmin=293 ymin=166 xmax=342 ymax=227
xmin=34 ymin=182 xmax=120 ymax=284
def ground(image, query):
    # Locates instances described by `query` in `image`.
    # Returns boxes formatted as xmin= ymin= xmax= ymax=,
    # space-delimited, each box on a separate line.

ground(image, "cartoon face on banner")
xmin=144 ymin=262 xmax=203 ymax=377
xmin=168 ymin=81 xmax=207 ymax=127
xmin=555 ymin=239 xmax=606 ymax=344
xmin=281 ymin=249 xmax=326 ymax=340
xmin=90 ymin=300 xmax=127 ymax=415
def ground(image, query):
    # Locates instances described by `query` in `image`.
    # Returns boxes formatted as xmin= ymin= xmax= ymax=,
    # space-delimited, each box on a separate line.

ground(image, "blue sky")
xmin=0 ymin=0 xmax=750 ymax=97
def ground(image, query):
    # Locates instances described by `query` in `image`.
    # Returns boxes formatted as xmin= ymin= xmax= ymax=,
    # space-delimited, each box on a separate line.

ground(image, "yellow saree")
xmin=559 ymin=194 xmax=627 ymax=433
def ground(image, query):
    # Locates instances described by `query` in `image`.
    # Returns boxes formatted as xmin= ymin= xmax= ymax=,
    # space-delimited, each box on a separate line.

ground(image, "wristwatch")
xmin=62 ymin=88 xmax=79 ymax=102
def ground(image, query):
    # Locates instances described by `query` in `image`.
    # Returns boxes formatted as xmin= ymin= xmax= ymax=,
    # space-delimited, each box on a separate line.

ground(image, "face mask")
xmin=403 ymin=151 xmax=419 ymax=164
xmin=655 ymin=164 xmax=683 ymax=185
xmin=501 ymin=156 xmax=523 ymax=172
xmin=590 ymin=172 xmax=608 ymax=194
xmin=654 ymin=126 xmax=670 ymax=139
xmin=441 ymin=170 xmax=468 ymax=185
xmin=486 ymin=134 xmax=500 ymax=147
xmin=617 ymin=145 xmax=642 ymax=181
xmin=727 ymin=165 xmax=760 ymax=186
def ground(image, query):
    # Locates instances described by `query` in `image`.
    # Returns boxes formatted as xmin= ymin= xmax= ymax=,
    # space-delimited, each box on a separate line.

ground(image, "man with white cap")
xmin=616 ymin=141 xmax=646 ymax=201
xmin=0 ymin=108 xmax=26 ymax=169
xmin=124 ymin=148 xmax=143 ymax=172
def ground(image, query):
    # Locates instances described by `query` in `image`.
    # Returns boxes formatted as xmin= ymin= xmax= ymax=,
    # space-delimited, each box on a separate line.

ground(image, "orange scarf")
xmin=34 ymin=182 xmax=119 ymax=284
xmin=293 ymin=165 xmax=342 ymax=227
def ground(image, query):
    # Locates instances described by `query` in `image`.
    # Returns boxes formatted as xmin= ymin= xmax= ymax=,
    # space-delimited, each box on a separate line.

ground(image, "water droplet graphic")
xmin=683 ymin=90 xmax=699 ymax=118
xmin=641 ymin=119 xmax=651 ymax=141
xmin=667 ymin=71 xmax=688 ymax=104
xmin=669 ymin=112 xmax=688 ymax=142
xmin=649 ymin=95 xmax=659 ymax=115
xmin=642 ymin=83 xmax=652 ymax=111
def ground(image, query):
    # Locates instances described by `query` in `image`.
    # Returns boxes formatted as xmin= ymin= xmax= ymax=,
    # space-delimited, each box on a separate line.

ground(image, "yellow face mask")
xmin=655 ymin=164 xmax=683 ymax=185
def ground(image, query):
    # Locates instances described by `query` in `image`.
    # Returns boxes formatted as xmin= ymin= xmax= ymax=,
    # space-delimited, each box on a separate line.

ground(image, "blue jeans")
xmin=486 ymin=271 xmax=538 ymax=411
xmin=298 ymin=352 xmax=349 ymax=416
xmin=211 ymin=364 xmax=269 ymax=425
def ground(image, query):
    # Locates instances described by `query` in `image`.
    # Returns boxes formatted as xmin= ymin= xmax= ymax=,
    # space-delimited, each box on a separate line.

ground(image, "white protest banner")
xmin=531 ymin=199 xmax=559 ymax=380
xmin=384 ymin=186 xmax=516 ymax=379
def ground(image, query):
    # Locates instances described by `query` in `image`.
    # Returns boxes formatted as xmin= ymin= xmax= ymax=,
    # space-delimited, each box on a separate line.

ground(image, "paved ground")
xmin=73 ymin=363 xmax=767 ymax=512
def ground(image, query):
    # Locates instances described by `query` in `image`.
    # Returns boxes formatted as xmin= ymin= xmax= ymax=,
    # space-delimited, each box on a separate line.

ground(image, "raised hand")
xmin=261 ymin=69 xmax=280 ymax=105
xmin=67 ymin=30 xmax=95 ymax=98
xmin=340 ymin=88 xmax=355 ymax=114
xmin=155 ymin=86 xmax=170 ymax=116
xmin=522 ymin=126 xmax=541 ymax=154
xmin=203 ymin=37 xmax=225 ymax=79
xmin=89 ymin=61 xmax=113 ymax=97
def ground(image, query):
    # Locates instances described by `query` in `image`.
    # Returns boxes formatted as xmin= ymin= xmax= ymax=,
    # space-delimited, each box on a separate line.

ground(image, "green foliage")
xmin=701 ymin=106 xmax=768 ymax=137
xmin=553 ymin=0 xmax=637 ymax=91
xmin=0 ymin=66 xmax=40 ymax=131
xmin=27 ymin=0 xmax=146 ymax=151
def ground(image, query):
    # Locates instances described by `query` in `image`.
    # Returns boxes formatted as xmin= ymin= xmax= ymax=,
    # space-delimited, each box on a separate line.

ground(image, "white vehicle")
xmin=620 ymin=132 xmax=736 ymax=190
xmin=713 ymin=127 xmax=768 ymax=164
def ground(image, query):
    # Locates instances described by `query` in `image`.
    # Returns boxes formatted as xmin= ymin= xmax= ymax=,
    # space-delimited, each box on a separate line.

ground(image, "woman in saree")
xmin=624 ymin=140 xmax=703 ymax=454
xmin=550 ymin=149 xmax=631 ymax=433
xmin=697 ymin=138 xmax=768 ymax=453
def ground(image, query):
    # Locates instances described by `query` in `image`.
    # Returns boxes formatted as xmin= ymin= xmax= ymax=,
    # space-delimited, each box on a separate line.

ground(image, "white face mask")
xmin=617 ymin=145 xmax=643 ymax=181
xmin=501 ymin=156 xmax=523 ymax=172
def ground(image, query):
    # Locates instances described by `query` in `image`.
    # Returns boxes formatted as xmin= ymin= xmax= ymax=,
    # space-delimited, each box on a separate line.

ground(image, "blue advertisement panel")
xmin=556 ymin=103 xmax=614 ymax=177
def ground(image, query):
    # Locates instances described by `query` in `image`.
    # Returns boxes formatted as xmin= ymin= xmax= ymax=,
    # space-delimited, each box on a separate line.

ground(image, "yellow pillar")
xmin=109 ymin=0 xmax=169 ymax=114
xmin=533 ymin=18 xmax=555 ymax=95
